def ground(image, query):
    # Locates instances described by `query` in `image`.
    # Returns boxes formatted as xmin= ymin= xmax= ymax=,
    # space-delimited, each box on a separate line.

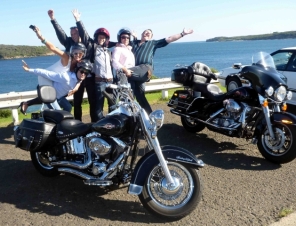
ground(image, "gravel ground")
xmin=1 ymin=103 xmax=296 ymax=226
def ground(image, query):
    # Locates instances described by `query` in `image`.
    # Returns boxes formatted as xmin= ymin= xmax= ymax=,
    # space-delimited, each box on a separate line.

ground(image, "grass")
xmin=0 ymin=83 xmax=225 ymax=128
xmin=278 ymin=207 xmax=294 ymax=218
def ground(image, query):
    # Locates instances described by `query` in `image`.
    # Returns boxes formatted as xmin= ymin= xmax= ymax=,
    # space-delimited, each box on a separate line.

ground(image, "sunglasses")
xmin=73 ymin=52 xmax=84 ymax=56
xmin=79 ymin=69 xmax=90 ymax=75
xmin=121 ymin=36 xmax=130 ymax=39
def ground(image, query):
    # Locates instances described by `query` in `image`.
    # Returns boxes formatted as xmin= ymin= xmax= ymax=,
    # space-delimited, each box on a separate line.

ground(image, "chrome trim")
xmin=99 ymin=153 xmax=125 ymax=179
xmin=259 ymin=95 xmax=275 ymax=139
xmin=128 ymin=184 xmax=143 ymax=195
xmin=58 ymin=167 xmax=94 ymax=180
xmin=51 ymin=146 xmax=92 ymax=169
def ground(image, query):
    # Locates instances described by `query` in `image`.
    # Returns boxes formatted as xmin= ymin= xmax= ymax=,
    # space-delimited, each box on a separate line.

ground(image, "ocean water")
xmin=1 ymin=39 xmax=296 ymax=94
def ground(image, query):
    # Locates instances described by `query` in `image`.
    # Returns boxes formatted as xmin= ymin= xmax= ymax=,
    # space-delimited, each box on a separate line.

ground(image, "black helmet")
xmin=76 ymin=59 xmax=93 ymax=72
xmin=117 ymin=27 xmax=132 ymax=42
xmin=70 ymin=43 xmax=86 ymax=57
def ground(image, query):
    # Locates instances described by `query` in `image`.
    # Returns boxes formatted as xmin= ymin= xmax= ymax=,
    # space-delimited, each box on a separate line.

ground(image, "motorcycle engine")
xmin=212 ymin=99 xmax=242 ymax=127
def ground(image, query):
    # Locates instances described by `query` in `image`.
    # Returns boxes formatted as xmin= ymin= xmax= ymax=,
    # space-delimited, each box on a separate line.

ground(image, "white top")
xmin=29 ymin=68 xmax=77 ymax=99
xmin=93 ymin=46 xmax=113 ymax=79
xmin=112 ymin=44 xmax=135 ymax=70
xmin=38 ymin=58 xmax=71 ymax=86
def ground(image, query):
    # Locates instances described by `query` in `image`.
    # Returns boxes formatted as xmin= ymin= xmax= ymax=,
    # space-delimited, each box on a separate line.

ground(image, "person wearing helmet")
xmin=21 ymin=59 xmax=92 ymax=112
xmin=127 ymin=28 xmax=194 ymax=114
xmin=19 ymin=26 xmax=87 ymax=114
xmin=111 ymin=28 xmax=153 ymax=114
xmin=48 ymin=9 xmax=97 ymax=123
xmin=72 ymin=9 xmax=117 ymax=121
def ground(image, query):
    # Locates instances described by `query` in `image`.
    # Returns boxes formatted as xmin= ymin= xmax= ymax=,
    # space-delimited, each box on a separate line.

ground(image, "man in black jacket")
xmin=48 ymin=9 xmax=97 ymax=122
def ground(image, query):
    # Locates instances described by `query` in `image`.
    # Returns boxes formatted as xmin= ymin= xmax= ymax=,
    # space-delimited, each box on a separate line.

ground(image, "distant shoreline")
xmin=0 ymin=44 xmax=56 ymax=60
xmin=206 ymin=30 xmax=296 ymax=42
xmin=1 ymin=52 xmax=55 ymax=60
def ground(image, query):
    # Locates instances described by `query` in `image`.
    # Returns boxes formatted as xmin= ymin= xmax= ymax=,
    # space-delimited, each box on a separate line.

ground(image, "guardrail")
xmin=0 ymin=78 xmax=184 ymax=125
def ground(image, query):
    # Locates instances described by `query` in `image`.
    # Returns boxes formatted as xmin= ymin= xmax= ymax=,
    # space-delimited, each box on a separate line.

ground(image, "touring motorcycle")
xmin=168 ymin=52 xmax=296 ymax=164
xmin=13 ymin=74 xmax=204 ymax=220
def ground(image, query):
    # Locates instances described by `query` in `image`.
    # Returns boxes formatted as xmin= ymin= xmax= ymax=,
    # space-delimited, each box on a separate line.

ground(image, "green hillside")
xmin=206 ymin=31 xmax=296 ymax=42
xmin=0 ymin=44 xmax=54 ymax=59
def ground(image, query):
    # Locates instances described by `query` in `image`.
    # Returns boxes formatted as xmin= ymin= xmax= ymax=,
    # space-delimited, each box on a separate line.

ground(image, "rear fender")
xmin=128 ymin=145 xmax=204 ymax=195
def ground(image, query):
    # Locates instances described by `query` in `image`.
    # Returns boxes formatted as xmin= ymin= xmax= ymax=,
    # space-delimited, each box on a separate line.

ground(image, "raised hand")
xmin=72 ymin=9 xmax=81 ymax=22
xmin=182 ymin=28 xmax=194 ymax=35
xmin=48 ymin=9 xmax=54 ymax=20
xmin=33 ymin=26 xmax=43 ymax=40
xmin=22 ymin=60 xmax=29 ymax=71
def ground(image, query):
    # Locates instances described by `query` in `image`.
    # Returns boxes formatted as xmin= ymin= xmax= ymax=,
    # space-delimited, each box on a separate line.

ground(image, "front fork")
xmin=139 ymin=109 xmax=175 ymax=186
xmin=259 ymin=95 xmax=275 ymax=139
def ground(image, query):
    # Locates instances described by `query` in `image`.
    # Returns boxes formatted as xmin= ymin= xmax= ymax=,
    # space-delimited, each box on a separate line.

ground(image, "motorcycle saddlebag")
xmin=14 ymin=119 xmax=56 ymax=152
xmin=171 ymin=67 xmax=193 ymax=86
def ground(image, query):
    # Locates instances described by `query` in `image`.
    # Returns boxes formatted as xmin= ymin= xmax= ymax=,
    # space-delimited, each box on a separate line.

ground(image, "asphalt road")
xmin=1 ymin=103 xmax=296 ymax=226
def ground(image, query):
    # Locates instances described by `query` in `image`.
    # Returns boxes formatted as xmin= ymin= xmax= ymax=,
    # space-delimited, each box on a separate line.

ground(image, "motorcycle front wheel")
xmin=139 ymin=162 xmax=202 ymax=220
xmin=257 ymin=123 xmax=296 ymax=164
xmin=181 ymin=116 xmax=205 ymax=133
xmin=30 ymin=151 xmax=60 ymax=177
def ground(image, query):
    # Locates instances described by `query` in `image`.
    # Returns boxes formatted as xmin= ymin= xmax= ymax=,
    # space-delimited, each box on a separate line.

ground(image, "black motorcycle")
xmin=13 ymin=74 xmax=204 ymax=220
xmin=168 ymin=52 xmax=296 ymax=164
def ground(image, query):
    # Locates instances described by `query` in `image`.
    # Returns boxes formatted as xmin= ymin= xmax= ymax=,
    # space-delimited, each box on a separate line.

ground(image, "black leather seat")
xmin=43 ymin=109 xmax=74 ymax=124
xmin=56 ymin=119 xmax=91 ymax=140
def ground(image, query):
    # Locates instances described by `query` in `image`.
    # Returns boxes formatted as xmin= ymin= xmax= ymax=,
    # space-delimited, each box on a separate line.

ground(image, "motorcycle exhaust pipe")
xmin=170 ymin=109 xmax=240 ymax=131
xmin=51 ymin=148 xmax=92 ymax=170
xmin=58 ymin=168 xmax=113 ymax=186
xmin=58 ymin=167 xmax=94 ymax=180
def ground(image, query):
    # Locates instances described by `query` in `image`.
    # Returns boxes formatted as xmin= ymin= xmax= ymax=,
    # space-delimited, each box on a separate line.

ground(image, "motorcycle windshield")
xmin=241 ymin=52 xmax=287 ymax=95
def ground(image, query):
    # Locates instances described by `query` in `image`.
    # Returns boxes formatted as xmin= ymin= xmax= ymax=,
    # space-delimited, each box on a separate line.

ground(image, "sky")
xmin=0 ymin=0 xmax=295 ymax=48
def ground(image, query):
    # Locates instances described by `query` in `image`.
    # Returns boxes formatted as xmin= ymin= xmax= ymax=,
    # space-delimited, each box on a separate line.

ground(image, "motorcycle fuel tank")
xmin=92 ymin=114 xmax=129 ymax=136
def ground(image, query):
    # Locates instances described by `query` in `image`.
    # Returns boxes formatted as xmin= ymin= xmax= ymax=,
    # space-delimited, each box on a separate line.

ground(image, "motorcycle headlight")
xmin=274 ymin=86 xmax=287 ymax=102
xmin=149 ymin=110 xmax=164 ymax=130
xmin=286 ymin=91 xmax=293 ymax=100
xmin=265 ymin=86 xmax=274 ymax=97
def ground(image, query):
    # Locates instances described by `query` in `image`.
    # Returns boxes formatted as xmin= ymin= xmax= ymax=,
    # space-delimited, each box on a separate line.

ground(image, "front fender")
xmin=271 ymin=111 xmax=296 ymax=125
xmin=128 ymin=145 xmax=204 ymax=195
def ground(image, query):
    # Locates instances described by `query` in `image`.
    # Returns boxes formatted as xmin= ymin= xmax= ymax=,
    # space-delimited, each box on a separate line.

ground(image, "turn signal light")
xmin=282 ymin=119 xmax=293 ymax=124
xmin=262 ymin=99 xmax=268 ymax=107
xmin=174 ymin=93 xmax=178 ymax=96
xmin=281 ymin=103 xmax=287 ymax=111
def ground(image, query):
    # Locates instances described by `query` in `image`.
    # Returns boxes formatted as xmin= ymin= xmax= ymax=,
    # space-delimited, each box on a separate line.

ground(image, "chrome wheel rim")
xmin=261 ymin=125 xmax=292 ymax=156
xmin=35 ymin=152 xmax=53 ymax=170
xmin=146 ymin=162 xmax=194 ymax=209
xmin=228 ymin=81 xmax=239 ymax=91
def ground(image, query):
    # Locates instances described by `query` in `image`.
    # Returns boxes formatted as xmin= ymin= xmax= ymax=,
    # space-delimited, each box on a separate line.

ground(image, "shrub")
xmin=0 ymin=109 xmax=11 ymax=118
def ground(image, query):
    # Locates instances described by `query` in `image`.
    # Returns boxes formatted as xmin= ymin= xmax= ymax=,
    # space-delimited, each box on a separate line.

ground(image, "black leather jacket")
xmin=50 ymin=19 xmax=76 ymax=52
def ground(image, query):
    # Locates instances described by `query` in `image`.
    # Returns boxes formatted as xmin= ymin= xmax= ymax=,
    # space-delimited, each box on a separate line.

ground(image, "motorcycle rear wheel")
xmin=181 ymin=116 xmax=205 ymax=133
xmin=30 ymin=152 xmax=60 ymax=177
xmin=139 ymin=162 xmax=202 ymax=220
xmin=257 ymin=123 xmax=296 ymax=164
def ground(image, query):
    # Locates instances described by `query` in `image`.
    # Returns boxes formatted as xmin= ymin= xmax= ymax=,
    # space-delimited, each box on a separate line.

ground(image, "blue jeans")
xmin=129 ymin=81 xmax=152 ymax=114
xmin=57 ymin=96 xmax=72 ymax=112
xmin=95 ymin=81 xmax=113 ymax=120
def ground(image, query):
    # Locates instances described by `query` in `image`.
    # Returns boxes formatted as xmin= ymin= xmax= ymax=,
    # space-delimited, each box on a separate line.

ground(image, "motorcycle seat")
xmin=43 ymin=109 xmax=74 ymax=124
xmin=56 ymin=119 xmax=91 ymax=140
xmin=192 ymin=83 xmax=226 ymax=101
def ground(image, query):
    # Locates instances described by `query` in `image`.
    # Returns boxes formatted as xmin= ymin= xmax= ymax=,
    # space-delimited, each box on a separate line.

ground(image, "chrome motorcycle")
xmin=13 ymin=75 xmax=204 ymax=220
xmin=168 ymin=52 xmax=296 ymax=164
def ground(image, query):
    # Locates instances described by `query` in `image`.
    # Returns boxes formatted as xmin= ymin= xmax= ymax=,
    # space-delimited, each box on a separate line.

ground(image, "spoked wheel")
xmin=30 ymin=151 xmax=59 ymax=177
xmin=139 ymin=162 xmax=202 ymax=220
xmin=181 ymin=116 xmax=205 ymax=133
xmin=226 ymin=77 xmax=242 ymax=91
xmin=257 ymin=123 xmax=296 ymax=164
